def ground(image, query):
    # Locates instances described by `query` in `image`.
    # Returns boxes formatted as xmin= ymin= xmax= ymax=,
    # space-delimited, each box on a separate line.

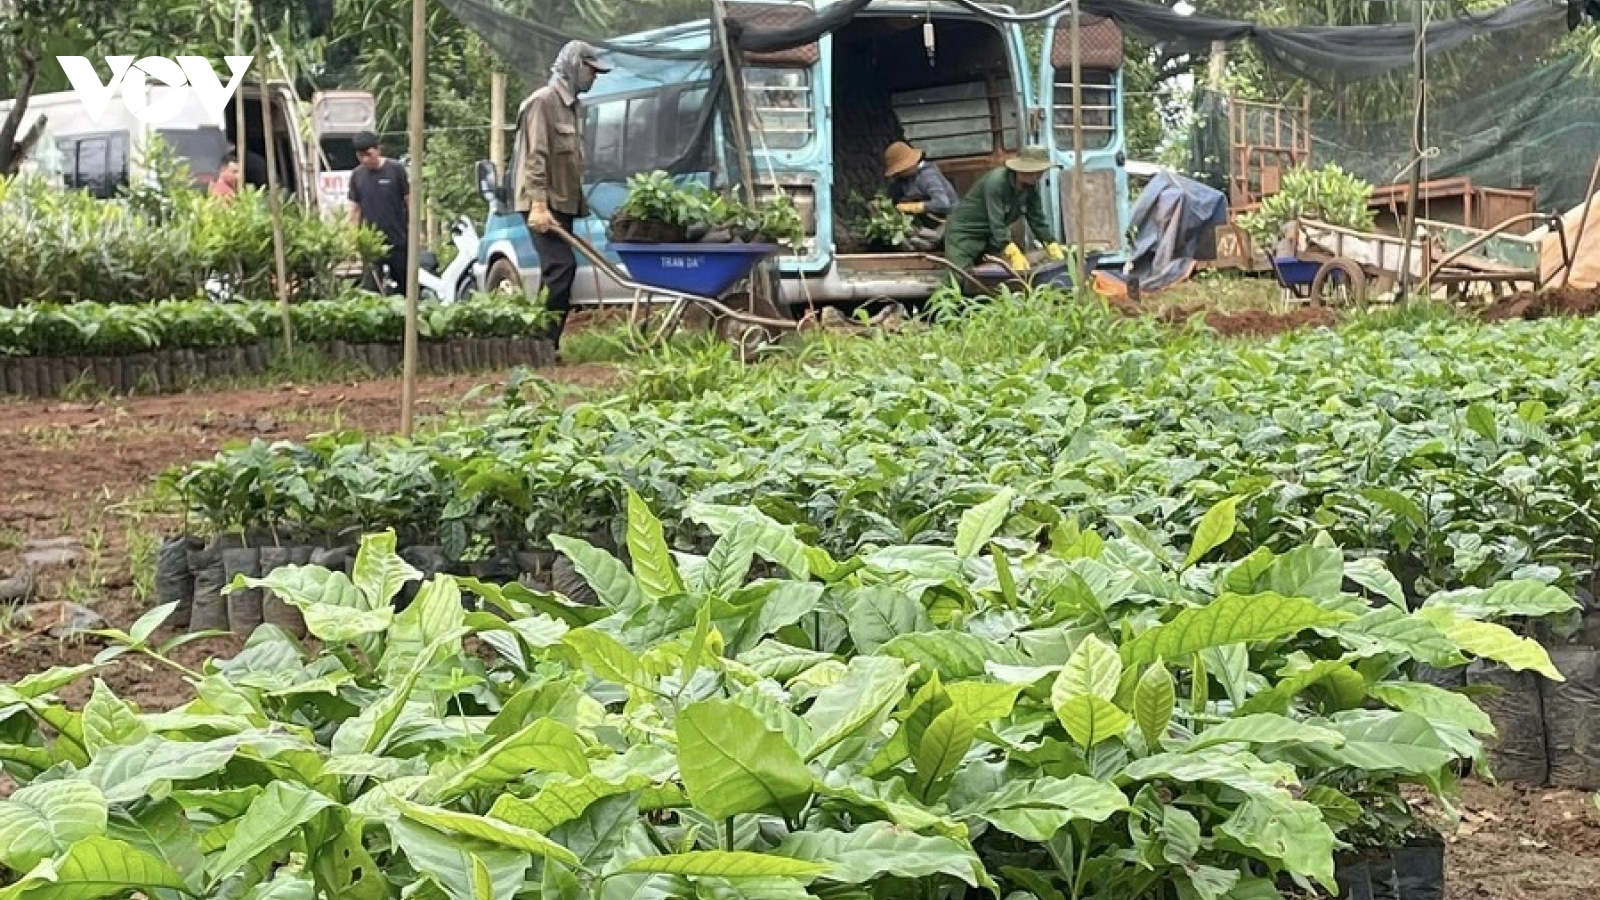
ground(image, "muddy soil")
xmin=1479 ymin=286 xmax=1600 ymax=322
xmin=1156 ymin=303 xmax=1342 ymax=337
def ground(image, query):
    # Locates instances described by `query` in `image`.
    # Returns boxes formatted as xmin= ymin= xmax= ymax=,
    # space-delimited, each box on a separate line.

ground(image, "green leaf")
xmin=1185 ymin=714 xmax=1345 ymax=752
xmin=702 ymin=519 xmax=761 ymax=596
xmin=627 ymin=488 xmax=686 ymax=601
xmin=1416 ymin=608 xmax=1563 ymax=680
xmin=845 ymin=587 xmax=931 ymax=654
xmin=956 ymin=488 xmax=1015 ymax=558
xmin=438 ymin=719 xmax=591 ymax=800
xmin=389 ymin=818 xmax=530 ymax=900
xmin=356 ymin=631 xmax=463 ymax=755
xmin=490 ymin=774 xmax=651 ymax=834
xmin=6 ymin=835 xmax=187 ymax=900
xmin=563 ymin=627 xmax=651 ymax=688
xmin=239 ymin=566 xmax=363 ymax=612
xmin=1367 ymin=681 xmax=1494 ymax=735
xmin=302 ymin=604 xmax=394 ymax=644
xmin=1121 ymin=750 xmax=1299 ymax=798
xmin=1331 ymin=607 xmax=1460 ymax=667
xmin=1185 ymin=496 xmax=1242 ymax=568
xmin=963 ymin=776 xmax=1129 ymax=841
xmin=206 ymin=782 xmax=336 ymax=887
xmin=1134 ymin=661 xmax=1176 ymax=746
xmin=352 ymin=529 xmax=422 ymax=609
xmin=774 ymin=821 xmax=985 ymax=885
xmin=1217 ymin=795 xmax=1336 ymax=891
xmin=1051 ymin=634 xmax=1123 ymax=703
xmin=104 ymin=801 xmax=205 ymax=890
xmin=1423 ymin=581 xmax=1581 ymax=621
xmin=1343 ymin=558 xmax=1407 ymax=610
xmin=1121 ymin=592 xmax=1355 ymax=666
xmin=396 ymin=800 xmax=579 ymax=865
xmin=384 ymin=576 xmax=467 ymax=680
xmin=687 ymin=503 xmax=813 ymax=580
xmin=676 ymin=699 xmax=813 ymax=821
xmin=82 ymin=680 xmax=149 ymax=756
xmin=1316 ymin=711 xmax=1459 ymax=775
xmin=0 ymin=781 xmax=109 ymax=873
xmin=1054 ymin=695 xmax=1131 ymax=747
xmin=83 ymin=736 xmax=240 ymax=804
xmin=880 ymin=631 xmax=1016 ymax=681
xmin=1263 ymin=547 xmax=1346 ymax=601
xmin=800 ymin=656 xmax=914 ymax=762
xmin=550 ymin=535 xmax=646 ymax=611
xmin=242 ymin=870 xmax=317 ymax=900
xmin=620 ymin=852 xmax=828 ymax=880
xmin=813 ymin=777 xmax=964 ymax=837
xmin=1465 ymin=401 xmax=1498 ymax=442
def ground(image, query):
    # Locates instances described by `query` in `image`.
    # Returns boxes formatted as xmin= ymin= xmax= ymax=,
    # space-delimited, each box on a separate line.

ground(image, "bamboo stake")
xmin=1068 ymin=0 xmax=1086 ymax=296
xmin=490 ymin=71 xmax=507 ymax=175
xmin=401 ymin=0 xmax=427 ymax=437
xmin=257 ymin=34 xmax=293 ymax=352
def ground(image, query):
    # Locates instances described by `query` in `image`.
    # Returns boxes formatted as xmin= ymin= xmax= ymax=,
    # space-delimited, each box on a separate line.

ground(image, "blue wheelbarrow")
xmin=552 ymin=227 xmax=800 ymax=349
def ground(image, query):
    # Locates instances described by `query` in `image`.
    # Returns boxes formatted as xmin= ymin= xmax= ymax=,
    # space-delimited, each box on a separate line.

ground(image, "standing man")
xmin=348 ymin=130 xmax=410 ymax=295
xmin=517 ymin=40 xmax=611 ymax=352
xmin=942 ymin=146 xmax=1066 ymax=274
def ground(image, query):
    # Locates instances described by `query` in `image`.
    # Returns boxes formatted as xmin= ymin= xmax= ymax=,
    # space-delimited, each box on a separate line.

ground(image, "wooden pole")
xmin=1069 ymin=0 xmax=1086 ymax=295
xmin=490 ymin=71 xmax=507 ymax=175
xmin=257 ymin=39 xmax=293 ymax=353
xmin=401 ymin=0 xmax=427 ymax=437
xmin=1397 ymin=0 xmax=1425 ymax=298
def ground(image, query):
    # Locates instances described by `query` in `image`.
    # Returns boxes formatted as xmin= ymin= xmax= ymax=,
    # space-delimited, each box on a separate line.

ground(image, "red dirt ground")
xmin=2 ymin=313 xmax=1598 ymax=895
xmin=1479 ymin=286 xmax=1600 ymax=322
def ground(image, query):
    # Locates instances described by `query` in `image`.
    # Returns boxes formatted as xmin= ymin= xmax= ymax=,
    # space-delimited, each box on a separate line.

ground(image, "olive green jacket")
xmin=942 ymin=167 xmax=1054 ymax=269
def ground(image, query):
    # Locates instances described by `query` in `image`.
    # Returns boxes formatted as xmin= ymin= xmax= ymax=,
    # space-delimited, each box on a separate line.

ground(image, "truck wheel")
xmin=485 ymin=258 xmax=522 ymax=296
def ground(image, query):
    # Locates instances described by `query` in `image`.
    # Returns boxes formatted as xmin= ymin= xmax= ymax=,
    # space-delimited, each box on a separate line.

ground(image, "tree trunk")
xmin=0 ymin=50 xmax=40 ymax=176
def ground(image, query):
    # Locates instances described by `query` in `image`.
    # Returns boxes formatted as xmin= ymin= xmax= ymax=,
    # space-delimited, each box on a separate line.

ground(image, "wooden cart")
xmin=1271 ymin=215 xmax=1569 ymax=307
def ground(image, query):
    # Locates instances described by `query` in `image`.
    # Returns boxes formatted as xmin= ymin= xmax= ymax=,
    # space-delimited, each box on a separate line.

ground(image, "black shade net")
xmin=441 ymin=0 xmax=1568 ymax=87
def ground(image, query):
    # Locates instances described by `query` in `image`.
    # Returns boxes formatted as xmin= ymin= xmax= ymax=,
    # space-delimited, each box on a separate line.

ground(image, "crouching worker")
xmin=884 ymin=141 xmax=957 ymax=252
xmin=942 ymin=146 xmax=1066 ymax=274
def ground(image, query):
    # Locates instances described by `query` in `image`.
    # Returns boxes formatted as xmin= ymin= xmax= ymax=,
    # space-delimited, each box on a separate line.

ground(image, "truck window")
xmin=744 ymin=67 xmax=811 ymax=150
xmin=321 ymin=136 xmax=360 ymax=172
xmin=1053 ymin=70 xmax=1117 ymax=151
xmin=893 ymin=79 xmax=1016 ymax=159
xmin=59 ymin=132 xmax=130 ymax=199
xmin=156 ymin=128 xmax=230 ymax=186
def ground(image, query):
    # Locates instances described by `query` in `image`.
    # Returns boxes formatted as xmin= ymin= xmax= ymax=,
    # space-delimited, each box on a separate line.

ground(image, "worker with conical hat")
xmin=941 ymin=146 xmax=1066 ymax=274
xmin=883 ymin=140 xmax=958 ymax=220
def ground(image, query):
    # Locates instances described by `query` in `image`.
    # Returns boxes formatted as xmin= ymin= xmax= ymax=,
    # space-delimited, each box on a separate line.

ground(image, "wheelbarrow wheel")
xmin=1310 ymin=257 xmax=1367 ymax=308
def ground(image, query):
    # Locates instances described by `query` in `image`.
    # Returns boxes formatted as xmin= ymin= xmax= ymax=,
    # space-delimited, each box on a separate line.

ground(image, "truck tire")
xmin=485 ymin=258 xmax=523 ymax=296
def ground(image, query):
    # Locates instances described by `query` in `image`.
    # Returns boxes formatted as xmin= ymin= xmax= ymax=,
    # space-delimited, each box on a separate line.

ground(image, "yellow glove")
xmin=1003 ymin=242 xmax=1030 ymax=272
xmin=896 ymin=201 xmax=926 ymax=215
xmin=1045 ymin=242 xmax=1066 ymax=261
xmin=527 ymin=201 xmax=555 ymax=234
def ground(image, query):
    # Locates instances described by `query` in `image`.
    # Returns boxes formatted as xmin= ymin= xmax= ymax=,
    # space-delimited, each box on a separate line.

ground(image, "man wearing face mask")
xmin=516 ymin=40 xmax=612 ymax=352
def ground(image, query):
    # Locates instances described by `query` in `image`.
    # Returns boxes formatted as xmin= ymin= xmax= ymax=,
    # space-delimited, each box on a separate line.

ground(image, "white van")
xmin=0 ymin=79 xmax=375 ymax=215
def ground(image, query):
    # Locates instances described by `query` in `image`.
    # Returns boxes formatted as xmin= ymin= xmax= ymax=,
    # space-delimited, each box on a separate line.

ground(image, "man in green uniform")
xmin=942 ymin=146 xmax=1066 ymax=273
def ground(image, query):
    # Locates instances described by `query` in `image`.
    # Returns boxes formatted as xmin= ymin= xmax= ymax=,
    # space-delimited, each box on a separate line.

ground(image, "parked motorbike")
xmin=414 ymin=216 xmax=482 ymax=302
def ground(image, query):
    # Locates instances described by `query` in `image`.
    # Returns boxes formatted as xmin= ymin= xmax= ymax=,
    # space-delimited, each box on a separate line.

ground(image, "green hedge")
xmin=0 ymin=293 xmax=555 ymax=358
xmin=0 ymin=166 xmax=386 ymax=308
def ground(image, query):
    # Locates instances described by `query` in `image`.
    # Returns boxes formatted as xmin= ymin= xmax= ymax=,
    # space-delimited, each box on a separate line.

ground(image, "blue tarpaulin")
xmin=1122 ymin=170 xmax=1229 ymax=294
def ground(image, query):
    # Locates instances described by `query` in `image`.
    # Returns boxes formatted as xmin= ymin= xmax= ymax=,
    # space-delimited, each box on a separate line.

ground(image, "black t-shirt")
xmin=348 ymin=159 xmax=409 ymax=248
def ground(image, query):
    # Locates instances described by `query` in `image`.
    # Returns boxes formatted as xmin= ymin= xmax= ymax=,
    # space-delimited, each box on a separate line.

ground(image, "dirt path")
xmin=0 ymin=363 xmax=622 ymax=705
